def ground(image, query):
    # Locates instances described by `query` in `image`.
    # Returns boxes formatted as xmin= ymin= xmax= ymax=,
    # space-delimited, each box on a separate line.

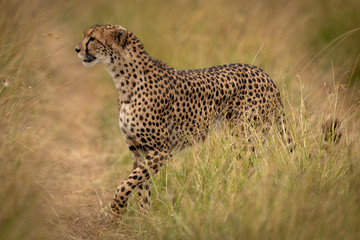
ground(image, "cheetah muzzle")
xmin=84 ymin=53 xmax=96 ymax=63
xmin=75 ymin=24 xmax=295 ymax=217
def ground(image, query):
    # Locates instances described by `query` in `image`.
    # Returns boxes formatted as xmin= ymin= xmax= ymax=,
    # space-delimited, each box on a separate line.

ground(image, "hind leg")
xmin=275 ymin=111 xmax=295 ymax=152
xmin=229 ymin=114 xmax=270 ymax=165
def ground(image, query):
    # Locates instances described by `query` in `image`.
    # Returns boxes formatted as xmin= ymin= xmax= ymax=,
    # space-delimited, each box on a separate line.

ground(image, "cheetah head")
xmin=75 ymin=24 xmax=128 ymax=67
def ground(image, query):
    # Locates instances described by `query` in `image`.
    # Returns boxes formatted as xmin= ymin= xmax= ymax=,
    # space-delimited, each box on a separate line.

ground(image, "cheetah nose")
xmin=75 ymin=48 xmax=80 ymax=53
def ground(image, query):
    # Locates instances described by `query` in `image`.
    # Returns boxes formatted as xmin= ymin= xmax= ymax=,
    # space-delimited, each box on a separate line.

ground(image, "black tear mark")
xmin=85 ymin=37 xmax=95 ymax=54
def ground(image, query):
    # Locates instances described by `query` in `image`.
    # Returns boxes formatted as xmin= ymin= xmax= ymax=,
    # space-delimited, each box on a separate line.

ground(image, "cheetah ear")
xmin=113 ymin=25 xmax=128 ymax=48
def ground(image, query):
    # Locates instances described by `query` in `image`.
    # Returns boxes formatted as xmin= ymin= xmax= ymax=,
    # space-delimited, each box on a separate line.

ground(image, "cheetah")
xmin=75 ymin=24 xmax=293 ymax=216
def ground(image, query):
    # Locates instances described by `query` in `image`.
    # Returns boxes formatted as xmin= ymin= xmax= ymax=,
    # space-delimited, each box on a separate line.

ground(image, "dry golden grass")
xmin=1 ymin=0 xmax=359 ymax=239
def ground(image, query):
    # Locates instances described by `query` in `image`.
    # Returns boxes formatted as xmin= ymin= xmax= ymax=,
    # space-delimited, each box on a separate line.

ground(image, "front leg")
xmin=131 ymin=151 xmax=152 ymax=213
xmin=111 ymin=149 xmax=171 ymax=216
xmin=138 ymin=179 xmax=151 ymax=213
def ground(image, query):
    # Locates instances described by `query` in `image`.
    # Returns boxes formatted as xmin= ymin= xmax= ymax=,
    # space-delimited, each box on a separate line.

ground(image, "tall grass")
xmin=0 ymin=1 xmax=48 ymax=239
xmin=1 ymin=0 xmax=359 ymax=239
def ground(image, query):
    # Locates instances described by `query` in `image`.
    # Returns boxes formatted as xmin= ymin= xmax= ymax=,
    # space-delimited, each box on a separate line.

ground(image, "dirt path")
xmin=35 ymin=31 xmax=124 ymax=239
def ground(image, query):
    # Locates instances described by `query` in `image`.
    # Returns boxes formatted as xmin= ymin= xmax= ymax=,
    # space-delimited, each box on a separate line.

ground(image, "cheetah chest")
xmin=118 ymin=103 xmax=137 ymax=142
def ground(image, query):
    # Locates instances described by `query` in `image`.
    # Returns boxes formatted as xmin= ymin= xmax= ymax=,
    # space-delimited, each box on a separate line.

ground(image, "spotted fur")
xmin=75 ymin=25 xmax=292 ymax=216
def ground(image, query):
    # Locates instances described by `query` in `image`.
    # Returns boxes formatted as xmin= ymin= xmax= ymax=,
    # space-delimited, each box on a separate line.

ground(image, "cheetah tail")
xmin=322 ymin=116 xmax=342 ymax=145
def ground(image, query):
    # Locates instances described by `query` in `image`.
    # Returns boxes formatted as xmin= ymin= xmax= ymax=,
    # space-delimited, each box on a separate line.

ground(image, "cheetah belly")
xmin=168 ymin=108 xmax=217 ymax=149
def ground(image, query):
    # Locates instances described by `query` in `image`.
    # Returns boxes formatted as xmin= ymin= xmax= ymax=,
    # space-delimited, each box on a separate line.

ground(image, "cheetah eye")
xmin=89 ymin=36 xmax=95 ymax=41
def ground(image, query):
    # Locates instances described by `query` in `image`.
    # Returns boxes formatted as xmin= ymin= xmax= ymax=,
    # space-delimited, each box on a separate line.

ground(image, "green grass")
xmin=1 ymin=0 xmax=359 ymax=239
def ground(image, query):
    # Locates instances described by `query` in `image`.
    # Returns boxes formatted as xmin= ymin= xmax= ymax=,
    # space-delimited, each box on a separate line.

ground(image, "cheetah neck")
xmin=103 ymin=33 xmax=172 ymax=103
xmin=103 ymin=35 xmax=150 ymax=102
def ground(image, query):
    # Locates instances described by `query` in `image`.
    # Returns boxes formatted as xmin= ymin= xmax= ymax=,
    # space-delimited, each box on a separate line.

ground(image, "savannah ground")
xmin=1 ymin=0 xmax=359 ymax=239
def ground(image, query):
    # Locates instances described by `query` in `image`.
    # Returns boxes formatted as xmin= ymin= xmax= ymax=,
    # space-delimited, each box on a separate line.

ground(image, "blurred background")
xmin=1 ymin=0 xmax=359 ymax=239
